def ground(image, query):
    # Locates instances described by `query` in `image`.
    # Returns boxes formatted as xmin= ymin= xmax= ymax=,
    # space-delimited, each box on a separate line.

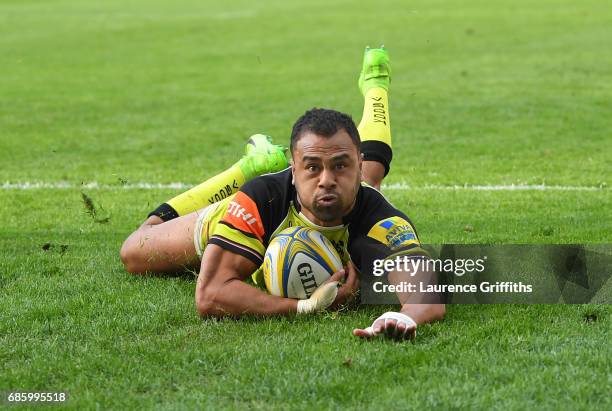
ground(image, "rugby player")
xmin=120 ymin=47 xmax=445 ymax=340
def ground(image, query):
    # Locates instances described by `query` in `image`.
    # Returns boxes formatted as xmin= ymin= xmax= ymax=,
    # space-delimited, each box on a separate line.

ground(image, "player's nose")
xmin=317 ymin=167 xmax=337 ymax=188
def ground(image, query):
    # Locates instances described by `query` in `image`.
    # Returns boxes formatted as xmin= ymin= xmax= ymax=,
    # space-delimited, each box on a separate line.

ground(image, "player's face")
xmin=291 ymin=130 xmax=362 ymax=226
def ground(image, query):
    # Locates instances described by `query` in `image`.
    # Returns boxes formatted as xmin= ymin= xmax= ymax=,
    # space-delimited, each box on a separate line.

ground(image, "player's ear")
xmin=290 ymin=159 xmax=295 ymax=184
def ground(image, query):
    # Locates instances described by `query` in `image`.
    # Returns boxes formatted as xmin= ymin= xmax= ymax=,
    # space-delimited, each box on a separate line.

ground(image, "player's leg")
xmin=120 ymin=210 xmax=201 ymax=274
xmin=120 ymin=135 xmax=288 ymax=274
xmin=149 ymin=134 xmax=288 ymax=221
xmin=357 ymin=47 xmax=392 ymax=190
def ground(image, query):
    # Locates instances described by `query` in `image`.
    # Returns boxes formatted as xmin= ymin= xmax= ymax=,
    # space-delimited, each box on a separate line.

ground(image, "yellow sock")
xmin=166 ymin=163 xmax=246 ymax=217
xmin=358 ymin=87 xmax=391 ymax=146
xmin=149 ymin=135 xmax=289 ymax=221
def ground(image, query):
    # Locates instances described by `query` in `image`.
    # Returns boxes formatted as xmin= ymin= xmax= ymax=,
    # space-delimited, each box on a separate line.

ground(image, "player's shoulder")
xmin=239 ymin=168 xmax=294 ymax=229
xmin=234 ymin=167 xmax=293 ymax=244
xmin=349 ymin=182 xmax=416 ymax=234
xmin=240 ymin=167 xmax=293 ymax=203
xmin=359 ymin=182 xmax=400 ymax=214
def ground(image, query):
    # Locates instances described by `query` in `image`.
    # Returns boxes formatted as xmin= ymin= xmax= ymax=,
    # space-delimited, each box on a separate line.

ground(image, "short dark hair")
xmin=290 ymin=108 xmax=361 ymax=153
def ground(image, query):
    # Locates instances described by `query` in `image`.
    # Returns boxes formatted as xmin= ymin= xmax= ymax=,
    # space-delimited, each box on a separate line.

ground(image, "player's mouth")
xmin=315 ymin=193 xmax=339 ymax=207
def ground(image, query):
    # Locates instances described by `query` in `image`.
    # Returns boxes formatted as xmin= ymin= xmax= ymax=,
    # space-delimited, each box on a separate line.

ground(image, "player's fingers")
xmin=383 ymin=318 xmax=398 ymax=338
xmin=337 ymin=282 xmax=356 ymax=303
xmin=394 ymin=321 xmax=407 ymax=340
xmin=345 ymin=261 xmax=356 ymax=277
xmin=405 ymin=328 xmax=416 ymax=341
xmin=345 ymin=262 xmax=360 ymax=288
xmin=327 ymin=269 xmax=346 ymax=284
xmin=352 ymin=327 xmax=375 ymax=338
xmin=372 ymin=319 xmax=385 ymax=335
xmin=403 ymin=323 xmax=417 ymax=341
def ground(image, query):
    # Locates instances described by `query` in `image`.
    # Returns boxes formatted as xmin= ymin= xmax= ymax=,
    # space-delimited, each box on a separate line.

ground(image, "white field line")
xmin=384 ymin=183 xmax=606 ymax=192
xmin=0 ymin=181 xmax=607 ymax=192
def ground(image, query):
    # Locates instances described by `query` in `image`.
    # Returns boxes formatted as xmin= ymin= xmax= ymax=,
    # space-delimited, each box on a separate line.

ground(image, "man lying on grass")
xmin=120 ymin=48 xmax=444 ymax=341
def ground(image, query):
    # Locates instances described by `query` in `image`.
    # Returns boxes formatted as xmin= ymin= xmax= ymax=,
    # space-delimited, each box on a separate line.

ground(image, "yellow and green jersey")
xmin=198 ymin=168 xmax=425 ymax=279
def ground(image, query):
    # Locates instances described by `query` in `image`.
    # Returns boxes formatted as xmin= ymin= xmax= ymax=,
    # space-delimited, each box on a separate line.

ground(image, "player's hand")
xmin=331 ymin=261 xmax=360 ymax=308
xmin=296 ymin=273 xmax=342 ymax=314
xmin=353 ymin=311 xmax=417 ymax=341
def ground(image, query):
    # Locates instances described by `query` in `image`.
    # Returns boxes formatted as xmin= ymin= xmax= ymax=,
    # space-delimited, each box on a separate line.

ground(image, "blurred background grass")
xmin=1 ymin=0 xmax=610 ymax=185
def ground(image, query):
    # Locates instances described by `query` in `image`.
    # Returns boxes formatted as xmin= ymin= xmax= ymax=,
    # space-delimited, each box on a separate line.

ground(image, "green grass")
xmin=1 ymin=0 xmax=611 ymax=409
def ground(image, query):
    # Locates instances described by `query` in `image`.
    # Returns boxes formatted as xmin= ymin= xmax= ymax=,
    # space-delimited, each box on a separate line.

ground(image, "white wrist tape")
xmin=378 ymin=311 xmax=417 ymax=328
xmin=365 ymin=311 xmax=417 ymax=336
xmin=296 ymin=299 xmax=312 ymax=314
xmin=296 ymin=281 xmax=339 ymax=315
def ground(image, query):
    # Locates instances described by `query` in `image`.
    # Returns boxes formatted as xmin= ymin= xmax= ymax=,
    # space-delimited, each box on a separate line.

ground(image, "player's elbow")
xmin=195 ymin=282 xmax=220 ymax=318
xmin=195 ymin=277 xmax=239 ymax=319
xmin=196 ymin=294 xmax=214 ymax=318
xmin=431 ymin=304 xmax=446 ymax=321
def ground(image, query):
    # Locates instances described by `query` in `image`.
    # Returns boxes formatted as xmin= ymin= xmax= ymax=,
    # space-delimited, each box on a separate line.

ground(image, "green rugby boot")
xmin=358 ymin=46 xmax=391 ymax=96
xmin=238 ymin=134 xmax=289 ymax=180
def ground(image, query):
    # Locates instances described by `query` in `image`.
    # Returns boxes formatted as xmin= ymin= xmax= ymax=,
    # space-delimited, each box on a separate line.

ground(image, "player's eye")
xmin=335 ymin=163 xmax=347 ymax=170
xmin=306 ymin=164 xmax=319 ymax=172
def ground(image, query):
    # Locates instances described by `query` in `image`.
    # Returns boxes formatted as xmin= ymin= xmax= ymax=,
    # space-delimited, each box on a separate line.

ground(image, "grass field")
xmin=1 ymin=0 xmax=611 ymax=409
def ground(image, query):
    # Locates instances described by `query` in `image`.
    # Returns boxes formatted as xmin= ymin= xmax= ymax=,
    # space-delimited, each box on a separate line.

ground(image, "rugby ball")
xmin=263 ymin=226 xmax=343 ymax=299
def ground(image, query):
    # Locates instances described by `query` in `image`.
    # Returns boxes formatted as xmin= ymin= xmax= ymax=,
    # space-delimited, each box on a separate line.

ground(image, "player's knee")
xmin=120 ymin=238 xmax=145 ymax=274
xmin=361 ymin=160 xmax=385 ymax=189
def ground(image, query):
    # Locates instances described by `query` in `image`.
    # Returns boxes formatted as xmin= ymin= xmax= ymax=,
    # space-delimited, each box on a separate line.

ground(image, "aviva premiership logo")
xmin=367 ymin=216 xmax=418 ymax=250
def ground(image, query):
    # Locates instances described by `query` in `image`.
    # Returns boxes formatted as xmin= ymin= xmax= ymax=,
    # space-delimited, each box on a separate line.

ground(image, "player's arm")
xmin=348 ymin=207 xmax=445 ymax=340
xmin=353 ymin=260 xmax=445 ymax=340
xmin=353 ymin=259 xmax=445 ymax=340
xmin=195 ymin=244 xmax=343 ymax=318
xmin=389 ymin=258 xmax=445 ymax=325
xmin=196 ymin=244 xmax=296 ymax=317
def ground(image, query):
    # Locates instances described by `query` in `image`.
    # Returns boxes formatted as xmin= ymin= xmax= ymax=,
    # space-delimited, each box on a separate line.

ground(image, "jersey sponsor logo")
xmin=227 ymin=201 xmax=256 ymax=225
xmin=222 ymin=192 xmax=265 ymax=240
xmin=368 ymin=216 xmax=418 ymax=250
xmin=379 ymin=220 xmax=393 ymax=229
